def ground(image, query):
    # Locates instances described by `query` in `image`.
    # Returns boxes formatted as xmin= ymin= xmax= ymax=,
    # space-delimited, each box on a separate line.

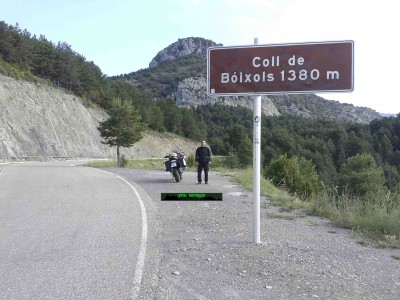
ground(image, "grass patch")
xmin=352 ymin=231 xmax=400 ymax=249
xmin=86 ymin=160 xmax=119 ymax=168
xmin=266 ymin=212 xmax=296 ymax=221
xmin=0 ymin=60 xmax=42 ymax=83
xmin=86 ymin=158 xmax=166 ymax=170
xmin=308 ymin=190 xmax=400 ymax=248
xmin=124 ymin=158 xmax=165 ymax=170
xmin=305 ymin=220 xmax=318 ymax=227
xmin=392 ymin=255 xmax=400 ymax=260
xmin=232 ymin=168 xmax=307 ymax=212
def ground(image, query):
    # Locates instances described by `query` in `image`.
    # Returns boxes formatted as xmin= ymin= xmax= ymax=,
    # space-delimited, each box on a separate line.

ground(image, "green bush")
xmin=121 ymin=155 xmax=128 ymax=167
xmin=186 ymin=155 xmax=195 ymax=167
xmin=223 ymin=153 xmax=240 ymax=169
xmin=237 ymin=136 xmax=253 ymax=167
xmin=264 ymin=155 xmax=323 ymax=200
xmin=338 ymin=153 xmax=386 ymax=197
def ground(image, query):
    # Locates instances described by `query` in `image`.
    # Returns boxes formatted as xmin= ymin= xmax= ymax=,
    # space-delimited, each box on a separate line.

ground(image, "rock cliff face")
xmin=172 ymin=76 xmax=380 ymax=122
xmin=149 ymin=37 xmax=220 ymax=68
xmin=148 ymin=37 xmax=381 ymax=123
xmin=269 ymin=94 xmax=382 ymax=123
xmin=0 ymin=74 xmax=197 ymax=161
xmin=175 ymin=77 xmax=280 ymax=116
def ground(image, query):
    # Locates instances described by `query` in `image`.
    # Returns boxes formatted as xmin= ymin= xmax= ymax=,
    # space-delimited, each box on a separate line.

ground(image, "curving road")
xmin=3 ymin=162 xmax=400 ymax=299
xmin=0 ymin=161 xmax=147 ymax=300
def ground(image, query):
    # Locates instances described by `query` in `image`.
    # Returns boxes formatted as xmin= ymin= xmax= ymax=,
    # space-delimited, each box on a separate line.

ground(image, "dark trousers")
xmin=197 ymin=162 xmax=209 ymax=183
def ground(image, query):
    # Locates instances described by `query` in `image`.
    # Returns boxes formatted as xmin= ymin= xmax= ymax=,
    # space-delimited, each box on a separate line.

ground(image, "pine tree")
xmin=98 ymin=98 xmax=147 ymax=167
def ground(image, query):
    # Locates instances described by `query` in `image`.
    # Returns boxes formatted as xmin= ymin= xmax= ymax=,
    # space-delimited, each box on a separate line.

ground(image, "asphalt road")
xmin=0 ymin=161 xmax=147 ymax=300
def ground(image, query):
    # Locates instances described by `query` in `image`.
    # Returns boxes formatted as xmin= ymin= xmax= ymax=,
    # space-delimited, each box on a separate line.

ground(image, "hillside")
xmin=120 ymin=37 xmax=381 ymax=124
xmin=0 ymin=74 xmax=197 ymax=161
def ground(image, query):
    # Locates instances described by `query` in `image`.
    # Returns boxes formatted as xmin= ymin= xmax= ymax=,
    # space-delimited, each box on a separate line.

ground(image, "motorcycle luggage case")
xmin=178 ymin=157 xmax=186 ymax=167
xmin=164 ymin=161 xmax=172 ymax=171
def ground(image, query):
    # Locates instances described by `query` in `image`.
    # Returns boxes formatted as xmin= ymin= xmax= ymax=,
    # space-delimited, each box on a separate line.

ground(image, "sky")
xmin=1 ymin=0 xmax=399 ymax=114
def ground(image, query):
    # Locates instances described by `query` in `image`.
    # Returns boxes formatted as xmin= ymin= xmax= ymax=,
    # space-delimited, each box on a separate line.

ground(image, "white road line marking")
xmin=0 ymin=163 xmax=9 ymax=177
xmin=95 ymin=169 xmax=148 ymax=299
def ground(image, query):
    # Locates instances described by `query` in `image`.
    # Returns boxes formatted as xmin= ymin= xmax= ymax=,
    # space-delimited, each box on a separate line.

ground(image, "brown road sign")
xmin=207 ymin=40 xmax=354 ymax=95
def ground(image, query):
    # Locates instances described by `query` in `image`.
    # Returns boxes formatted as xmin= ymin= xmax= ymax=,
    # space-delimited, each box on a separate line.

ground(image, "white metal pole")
xmin=253 ymin=38 xmax=261 ymax=244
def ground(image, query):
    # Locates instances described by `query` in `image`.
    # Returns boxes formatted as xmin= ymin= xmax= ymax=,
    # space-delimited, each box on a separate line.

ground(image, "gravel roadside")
xmin=104 ymin=168 xmax=400 ymax=300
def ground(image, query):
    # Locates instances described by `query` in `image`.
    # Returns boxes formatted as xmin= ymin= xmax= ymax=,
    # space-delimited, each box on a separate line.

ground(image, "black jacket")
xmin=195 ymin=146 xmax=212 ymax=163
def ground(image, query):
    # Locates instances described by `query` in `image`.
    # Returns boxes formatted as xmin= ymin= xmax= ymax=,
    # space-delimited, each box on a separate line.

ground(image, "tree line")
xmin=193 ymin=104 xmax=400 ymax=194
xmin=0 ymin=22 xmax=108 ymax=103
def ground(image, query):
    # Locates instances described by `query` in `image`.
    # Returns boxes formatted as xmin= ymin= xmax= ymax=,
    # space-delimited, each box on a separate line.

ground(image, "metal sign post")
xmin=253 ymin=40 xmax=261 ymax=244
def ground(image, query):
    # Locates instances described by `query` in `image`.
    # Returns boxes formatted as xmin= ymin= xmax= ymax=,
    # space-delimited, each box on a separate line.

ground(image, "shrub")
xmin=338 ymin=153 xmax=386 ymax=197
xmin=121 ymin=155 xmax=128 ymax=167
xmin=264 ymin=155 xmax=323 ymax=200
xmin=223 ymin=153 xmax=240 ymax=169
xmin=186 ymin=155 xmax=195 ymax=167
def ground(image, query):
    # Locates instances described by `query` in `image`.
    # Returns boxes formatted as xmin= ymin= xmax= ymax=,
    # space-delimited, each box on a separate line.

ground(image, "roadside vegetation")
xmin=87 ymin=157 xmax=165 ymax=170
xmin=236 ymin=167 xmax=399 ymax=248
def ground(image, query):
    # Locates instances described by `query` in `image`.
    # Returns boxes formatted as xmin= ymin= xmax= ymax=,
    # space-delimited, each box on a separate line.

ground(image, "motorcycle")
xmin=163 ymin=148 xmax=186 ymax=182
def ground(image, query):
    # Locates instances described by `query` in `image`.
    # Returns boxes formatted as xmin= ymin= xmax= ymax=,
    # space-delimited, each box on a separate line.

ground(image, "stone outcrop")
xmin=269 ymin=94 xmax=382 ymax=123
xmin=173 ymin=76 xmax=381 ymax=122
xmin=175 ymin=77 xmax=280 ymax=116
xmin=149 ymin=37 xmax=220 ymax=68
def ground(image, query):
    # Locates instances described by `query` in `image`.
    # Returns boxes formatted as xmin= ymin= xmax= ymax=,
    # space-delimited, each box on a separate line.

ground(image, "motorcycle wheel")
xmin=172 ymin=168 xmax=180 ymax=182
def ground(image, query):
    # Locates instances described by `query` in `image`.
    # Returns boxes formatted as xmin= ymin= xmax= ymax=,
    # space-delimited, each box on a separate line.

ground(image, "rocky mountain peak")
xmin=149 ymin=37 xmax=220 ymax=68
xmin=140 ymin=37 xmax=382 ymax=124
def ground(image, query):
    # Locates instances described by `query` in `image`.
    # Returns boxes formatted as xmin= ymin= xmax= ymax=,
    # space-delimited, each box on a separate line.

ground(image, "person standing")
xmin=195 ymin=140 xmax=212 ymax=184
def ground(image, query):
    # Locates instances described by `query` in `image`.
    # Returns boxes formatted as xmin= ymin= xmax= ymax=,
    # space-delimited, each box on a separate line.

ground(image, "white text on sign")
xmin=221 ymin=55 xmax=340 ymax=84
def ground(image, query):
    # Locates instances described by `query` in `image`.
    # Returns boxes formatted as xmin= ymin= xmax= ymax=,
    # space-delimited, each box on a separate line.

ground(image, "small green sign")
xmin=161 ymin=193 xmax=223 ymax=201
